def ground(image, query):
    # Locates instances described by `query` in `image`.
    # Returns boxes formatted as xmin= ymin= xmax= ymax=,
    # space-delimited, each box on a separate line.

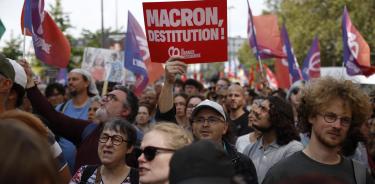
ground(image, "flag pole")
xmin=23 ymin=27 xmax=26 ymax=60
xmin=102 ymin=80 xmax=108 ymax=96
xmin=247 ymin=0 xmax=265 ymax=85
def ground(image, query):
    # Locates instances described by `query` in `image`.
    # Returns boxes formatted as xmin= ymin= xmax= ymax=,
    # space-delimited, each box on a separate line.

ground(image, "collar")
xmin=258 ymin=136 xmax=279 ymax=150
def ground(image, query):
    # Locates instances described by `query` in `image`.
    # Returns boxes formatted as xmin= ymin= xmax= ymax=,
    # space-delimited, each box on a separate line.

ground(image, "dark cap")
xmin=0 ymin=53 xmax=15 ymax=81
xmin=184 ymin=78 xmax=203 ymax=91
xmin=169 ymin=140 xmax=235 ymax=184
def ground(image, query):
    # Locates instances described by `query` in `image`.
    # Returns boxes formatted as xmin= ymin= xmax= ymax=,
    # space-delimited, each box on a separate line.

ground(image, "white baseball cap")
xmin=191 ymin=99 xmax=226 ymax=121
xmin=8 ymin=59 xmax=27 ymax=89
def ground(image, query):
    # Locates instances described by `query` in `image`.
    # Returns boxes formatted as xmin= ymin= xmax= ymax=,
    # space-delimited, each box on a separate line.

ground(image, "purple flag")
xmin=246 ymin=0 xmax=260 ymax=59
xmin=302 ymin=36 xmax=321 ymax=80
xmin=124 ymin=11 xmax=149 ymax=96
xmin=22 ymin=0 xmax=70 ymax=68
xmin=281 ymin=24 xmax=302 ymax=83
xmin=342 ymin=6 xmax=375 ymax=77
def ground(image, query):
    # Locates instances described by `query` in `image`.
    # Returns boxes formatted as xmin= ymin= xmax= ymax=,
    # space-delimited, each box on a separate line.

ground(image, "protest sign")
xmin=143 ymin=0 xmax=227 ymax=64
xmin=82 ymin=47 xmax=128 ymax=83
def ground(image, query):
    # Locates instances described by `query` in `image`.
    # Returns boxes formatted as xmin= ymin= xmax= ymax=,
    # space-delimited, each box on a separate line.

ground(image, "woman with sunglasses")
xmin=286 ymin=80 xmax=305 ymax=125
xmin=70 ymin=118 xmax=138 ymax=184
xmin=138 ymin=122 xmax=193 ymax=184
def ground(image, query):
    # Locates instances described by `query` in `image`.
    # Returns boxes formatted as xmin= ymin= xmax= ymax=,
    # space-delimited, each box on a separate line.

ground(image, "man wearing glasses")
xmin=263 ymin=77 xmax=374 ymax=184
xmin=190 ymin=99 xmax=258 ymax=184
xmin=21 ymin=61 xmax=139 ymax=173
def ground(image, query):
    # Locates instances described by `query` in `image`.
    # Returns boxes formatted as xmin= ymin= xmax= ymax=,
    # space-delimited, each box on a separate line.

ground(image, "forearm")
xmin=26 ymin=85 xmax=89 ymax=144
xmin=158 ymin=82 xmax=174 ymax=113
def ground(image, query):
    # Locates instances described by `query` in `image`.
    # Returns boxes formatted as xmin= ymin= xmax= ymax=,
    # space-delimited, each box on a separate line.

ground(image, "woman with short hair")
xmin=70 ymin=118 xmax=138 ymax=184
xmin=138 ymin=122 xmax=193 ymax=184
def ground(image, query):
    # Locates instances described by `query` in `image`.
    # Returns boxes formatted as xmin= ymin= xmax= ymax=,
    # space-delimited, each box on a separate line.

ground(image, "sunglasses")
xmin=291 ymin=88 xmax=300 ymax=95
xmin=136 ymin=146 xmax=175 ymax=161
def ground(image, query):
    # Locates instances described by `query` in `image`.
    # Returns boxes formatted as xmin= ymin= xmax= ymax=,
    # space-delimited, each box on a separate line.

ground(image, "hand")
xmin=164 ymin=56 xmax=187 ymax=84
xmin=18 ymin=59 xmax=35 ymax=89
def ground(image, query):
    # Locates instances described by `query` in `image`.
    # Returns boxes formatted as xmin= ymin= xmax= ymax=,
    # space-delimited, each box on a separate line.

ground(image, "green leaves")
xmin=266 ymin=0 xmax=375 ymax=66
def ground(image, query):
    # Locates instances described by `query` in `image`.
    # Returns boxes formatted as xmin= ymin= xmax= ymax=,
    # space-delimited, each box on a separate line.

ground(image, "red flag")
xmin=275 ymin=58 xmax=291 ymax=89
xmin=253 ymin=15 xmax=285 ymax=59
xmin=146 ymin=61 xmax=164 ymax=84
xmin=21 ymin=0 xmax=70 ymax=68
xmin=342 ymin=6 xmax=375 ymax=77
xmin=264 ymin=64 xmax=278 ymax=89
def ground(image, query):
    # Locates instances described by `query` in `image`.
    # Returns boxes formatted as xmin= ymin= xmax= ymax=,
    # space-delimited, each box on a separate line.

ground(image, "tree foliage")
xmin=48 ymin=0 xmax=72 ymax=33
xmin=265 ymin=0 xmax=375 ymax=66
xmin=237 ymin=40 xmax=275 ymax=71
xmin=1 ymin=36 xmax=22 ymax=60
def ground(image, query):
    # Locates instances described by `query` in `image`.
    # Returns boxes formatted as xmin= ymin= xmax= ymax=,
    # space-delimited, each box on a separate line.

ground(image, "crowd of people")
xmin=1 ymin=52 xmax=375 ymax=184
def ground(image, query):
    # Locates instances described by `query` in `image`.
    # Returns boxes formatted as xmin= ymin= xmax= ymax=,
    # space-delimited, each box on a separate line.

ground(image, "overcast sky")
xmin=0 ymin=0 xmax=266 ymax=48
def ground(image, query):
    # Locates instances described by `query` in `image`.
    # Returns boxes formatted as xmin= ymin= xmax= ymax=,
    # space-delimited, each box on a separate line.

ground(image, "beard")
xmin=69 ymin=90 xmax=78 ymax=97
xmin=314 ymin=129 xmax=344 ymax=148
xmin=252 ymin=123 xmax=273 ymax=133
xmin=95 ymin=107 xmax=109 ymax=123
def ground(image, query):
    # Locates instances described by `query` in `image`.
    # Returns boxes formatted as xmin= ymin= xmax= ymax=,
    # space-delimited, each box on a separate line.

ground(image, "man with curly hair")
xmin=243 ymin=95 xmax=303 ymax=184
xmin=263 ymin=77 xmax=374 ymax=184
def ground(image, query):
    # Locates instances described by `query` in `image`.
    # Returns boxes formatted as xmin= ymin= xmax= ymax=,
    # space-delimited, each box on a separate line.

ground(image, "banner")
xmin=143 ymin=0 xmax=227 ymax=64
xmin=0 ymin=19 xmax=5 ymax=40
xmin=302 ymin=36 xmax=321 ymax=80
xmin=342 ymin=6 xmax=375 ymax=77
xmin=21 ymin=0 xmax=70 ymax=68
xmin=281 ymin=24 xmax=302 ymax=83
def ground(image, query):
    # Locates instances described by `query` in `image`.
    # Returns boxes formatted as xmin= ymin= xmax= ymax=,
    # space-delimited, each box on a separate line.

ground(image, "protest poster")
xmin=143 ymin=0 xmax=227 ymax=64
xmin=82 ymin=47 xmax=129 ymax=83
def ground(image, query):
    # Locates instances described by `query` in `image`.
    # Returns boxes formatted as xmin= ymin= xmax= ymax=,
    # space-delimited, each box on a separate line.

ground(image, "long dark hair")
xmin=268 ymin=96 xmax=300 ymax=146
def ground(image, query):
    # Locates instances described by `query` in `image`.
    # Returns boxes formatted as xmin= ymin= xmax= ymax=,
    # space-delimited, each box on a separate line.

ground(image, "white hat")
xmin=70 ymin=68 xmax=99 ymax=96
xmin=191 ymin=100 xmax=226 ymax=121
xmin=8 ymin=59 xmax=27 ymax=89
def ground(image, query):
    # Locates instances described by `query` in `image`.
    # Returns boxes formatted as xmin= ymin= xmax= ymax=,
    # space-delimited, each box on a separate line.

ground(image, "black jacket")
xmin=224 ymin=139 xmax=258 ymax=184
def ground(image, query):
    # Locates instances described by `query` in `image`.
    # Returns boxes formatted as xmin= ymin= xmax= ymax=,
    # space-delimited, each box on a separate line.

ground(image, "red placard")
xmin=143 ymin=0 xmax=227 ymax=64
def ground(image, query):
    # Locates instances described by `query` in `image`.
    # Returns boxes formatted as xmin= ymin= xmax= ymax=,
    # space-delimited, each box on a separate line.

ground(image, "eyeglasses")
xmin=318 ymin=112 xmax=352 ymax=127
xmin=192 ymin=116 xmax=225 ymax=125
xmin=136 ymin=146 xmax=175 ymax=161
xmin=99 ymin=134 xmax=128 ymax=146
xmin=102 ymin=94 xmax=118 ymax=102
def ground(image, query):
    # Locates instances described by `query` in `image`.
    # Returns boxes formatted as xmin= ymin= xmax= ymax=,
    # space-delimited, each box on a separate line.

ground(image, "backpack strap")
xmin=352 ymin=159 xmax=366 ymax=184
xmin=58 ymin=101 xmax=68 ymax=113
xmin=80 ymin=165 xmax=98 ymax=184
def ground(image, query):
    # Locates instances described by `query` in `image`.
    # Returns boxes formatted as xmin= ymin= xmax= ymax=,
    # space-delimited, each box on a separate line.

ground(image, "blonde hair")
xmin=299 ymin=77 xmax=371 ymax=136
xmin=148 ymin=122 xmax=193 ymax=150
